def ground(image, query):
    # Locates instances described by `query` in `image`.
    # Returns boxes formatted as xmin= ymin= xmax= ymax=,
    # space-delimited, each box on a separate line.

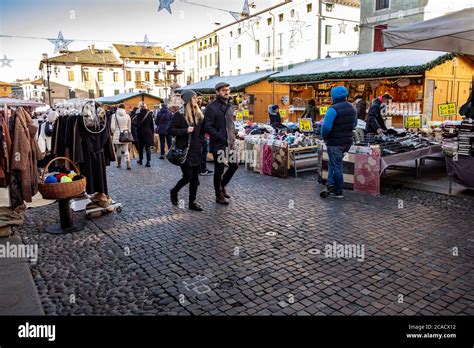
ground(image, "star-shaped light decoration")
xmin=158 ymin=0 xmax=174 ymax=14
xmin=48 ymin=31 xmax=73 ymax=53
xmin=338 ymin=20 xmax=347 ymax=34
xmin=229 ymin=11 xmax=241 ymax=20
xmin=0 ymin=54 xmax=13 ymax=68
xmin=235 ymin=16 xmax=260 ymax=42
xmin=242 ymin=0 xmax=250 ymax=17
xmin=136 ymin=34 xmax=157 ymax=48
xmin=288 ymin=19 xmax=306 ymax=48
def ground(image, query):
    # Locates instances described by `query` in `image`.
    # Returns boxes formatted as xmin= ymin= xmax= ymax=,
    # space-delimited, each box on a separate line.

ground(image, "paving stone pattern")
xmin=17 ymin=155 xmax=474 ymax=315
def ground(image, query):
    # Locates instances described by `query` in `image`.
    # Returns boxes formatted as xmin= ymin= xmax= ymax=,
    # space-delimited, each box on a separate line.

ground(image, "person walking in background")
xmin=154 ymin=104 xmax=173 ymax=160
xmin=196 ymin=92 xmax=213 ymax=176
xmin=168 ymin=90 xmax=205 ymax=212
xmin=204 ymin=82 xmax=238 ymax=205
xmin=366 ymin=93 xmax=392 ymax=135
xmin=111 ymin=104 xmax=132 ymax=170
xmin=135 ymin=101 xmax=154 ymax=167
xmin=302 ymin=99 xmax=320 ymax=122
xmin=320 ymin=86 xmax=357 ymax=199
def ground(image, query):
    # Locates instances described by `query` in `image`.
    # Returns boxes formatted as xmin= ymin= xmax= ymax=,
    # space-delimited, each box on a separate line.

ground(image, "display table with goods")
xmin=441 ymin=119 xmax=474 ymax=194
xmin=236 ymin=121 xmax=323 ymax=178
xmin=320 ymin=130 xmax=443 ymax=195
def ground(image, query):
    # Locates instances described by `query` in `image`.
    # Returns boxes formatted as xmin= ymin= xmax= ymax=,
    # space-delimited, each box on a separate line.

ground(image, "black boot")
xmin=145 ymin=162 xmax=151 ymax=168
xmin=222 ymin=187 xmax=230 ymax=199
xmin=216 ymin=191 xmax=229 ymax=205
xmin=137 ymin=159 xmax=143 ymax=165
xmin=170 ymin=190 xmax=178 ymax=206
xmin=189 ymin=203 xmax=203 ymax=212
xmin=320 ymin=185 xmax=335 ymax=198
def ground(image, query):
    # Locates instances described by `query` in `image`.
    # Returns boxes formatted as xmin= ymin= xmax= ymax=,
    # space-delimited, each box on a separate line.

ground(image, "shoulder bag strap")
xmin=114 ymin=114 xmax=122 ymax=132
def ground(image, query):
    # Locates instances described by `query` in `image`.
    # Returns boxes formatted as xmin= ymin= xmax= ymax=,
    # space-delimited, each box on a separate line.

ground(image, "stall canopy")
xmin=177 ymin=71 xmax=277 ymax=94
xmin=269 ymin=50 xmax=451 ymax=84
xmin=95 ymin=92 xmax=159 ymax=105
xmin=383 ymin=7 xmax=474 ymax=55
xmin=0 ymin=98 xmax=45 ymax=107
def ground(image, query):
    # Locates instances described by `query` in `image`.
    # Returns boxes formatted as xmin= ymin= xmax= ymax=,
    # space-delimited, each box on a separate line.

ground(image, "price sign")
xmin=299 ymin=118 xmax=313 ymax=132
xmin=404 ymin=115 xmax=422 ymax=128
xmin=243 ymin=110 xmax=250 ymax=118
xmin=319 ymin=105 xmax=329 ymax=116
xmin=235 ymin=112 xmax=243 ymax=121
xmin=280 ymin=109 xmax=287 ymax=117
xmin=438 ymin=103 xmax=457 ymax=117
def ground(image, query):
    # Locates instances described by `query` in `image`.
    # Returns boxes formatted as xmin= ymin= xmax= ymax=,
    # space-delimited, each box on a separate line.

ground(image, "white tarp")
xmin=383 ymin=7 xmax=474 ymax=55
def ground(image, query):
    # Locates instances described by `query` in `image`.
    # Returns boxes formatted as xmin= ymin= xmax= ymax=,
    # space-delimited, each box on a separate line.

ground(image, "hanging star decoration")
xmin=288 ymin=19 xmax=305 ymax=48
xmin=48 ymin=31 xmax=73 ymax=53
xmin=229 ymin=11 xmax=241 ymax=20
xmin=136 ymin=34 xmax=157 ymax=48
xmin=0 ymin=54 xmax=13 ymax=68
xmin=338 ymin=20 xmax=347 ymax=34
xmin=235 ymin=16 xmax=260 ymax=42
xmin=158 ymin=0 xmax=174 ymax=14
xmin=241 ymin=0 xmax=250 ymax=17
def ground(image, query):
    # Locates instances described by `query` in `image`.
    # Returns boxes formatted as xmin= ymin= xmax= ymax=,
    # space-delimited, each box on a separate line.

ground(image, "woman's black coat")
xmin=167 ymin=110 xmax=204 ymax=167
xmin=136 ymin=109 xmax=155 ymax=147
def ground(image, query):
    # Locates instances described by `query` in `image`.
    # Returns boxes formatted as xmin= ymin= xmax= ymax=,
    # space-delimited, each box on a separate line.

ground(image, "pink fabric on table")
xmin=262 ymin=144 xmax=273 ymax=176
xmin=354 ymin=153 xmax=381 ymax=196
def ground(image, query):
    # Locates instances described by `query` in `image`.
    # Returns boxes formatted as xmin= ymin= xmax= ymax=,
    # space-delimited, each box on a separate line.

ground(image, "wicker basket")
xmin=38 ymin=157 xmax=86 ymax=200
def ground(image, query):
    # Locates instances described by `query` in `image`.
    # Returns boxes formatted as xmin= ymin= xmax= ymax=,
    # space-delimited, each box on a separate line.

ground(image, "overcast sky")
xmin=0 ymin=0 xmax=276 ymax=82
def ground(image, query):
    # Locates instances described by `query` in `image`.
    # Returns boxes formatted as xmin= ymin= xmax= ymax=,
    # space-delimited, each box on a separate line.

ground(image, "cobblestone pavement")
xmin=17 ymin=154 xmax=474 ymax=315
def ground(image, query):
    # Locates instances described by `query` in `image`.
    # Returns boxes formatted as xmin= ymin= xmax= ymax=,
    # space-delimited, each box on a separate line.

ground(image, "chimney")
xmin=90 ymin=45 xmax=96 ymax=53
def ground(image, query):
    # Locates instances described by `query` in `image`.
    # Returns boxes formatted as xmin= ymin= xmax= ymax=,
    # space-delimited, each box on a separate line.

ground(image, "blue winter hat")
xmin=271 ymin=105 xmax=279 ymax=111
xmin=330 ymin=86 xmax=349 ymax=101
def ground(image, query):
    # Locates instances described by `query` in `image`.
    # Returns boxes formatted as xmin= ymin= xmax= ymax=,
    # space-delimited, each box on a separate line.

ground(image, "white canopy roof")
xmin=383 ymin=7 xmax=474 ymax=55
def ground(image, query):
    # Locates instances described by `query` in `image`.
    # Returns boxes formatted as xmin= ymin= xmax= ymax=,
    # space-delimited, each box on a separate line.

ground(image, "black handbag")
xmin=114 ymin=114 xmax=134 ymax=143
xmin=166 ymin=133 xmax=192 ymax=166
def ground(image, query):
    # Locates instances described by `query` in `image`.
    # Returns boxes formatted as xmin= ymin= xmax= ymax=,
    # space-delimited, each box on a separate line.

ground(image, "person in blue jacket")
xmin=320 ymin=86 xmax=357 ymax=198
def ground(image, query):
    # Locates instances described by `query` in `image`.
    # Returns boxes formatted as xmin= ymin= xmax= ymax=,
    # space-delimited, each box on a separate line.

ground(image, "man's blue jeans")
xmin=326 ymin=145 xmax=351 ymax=194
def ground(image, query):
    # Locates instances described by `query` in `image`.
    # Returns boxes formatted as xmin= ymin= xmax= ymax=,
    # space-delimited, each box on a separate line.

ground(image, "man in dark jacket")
xmin=204 ymin=82 xmax=238 ymax=205
xmin=155 ymin=104 xmax=173 ymax=159
xmin=366 ymin=93 xmax=392 ymax=134
xmin=135 ymin=101 xmax=155 ymax=167
xmin=268 ymin=105 xmax=285 ymax=129
xmin=354 ymin=95 xmax=367 ymax=120
xmin=302 ymin=99 xmax=320 ymax=122
xmin=320 ymin=86 xmax=357 ymax=199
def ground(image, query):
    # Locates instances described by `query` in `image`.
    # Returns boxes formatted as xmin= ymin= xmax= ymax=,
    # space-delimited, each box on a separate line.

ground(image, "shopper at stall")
xmin=111 ymin=104 xmax=132 ymax=170
xmin=154 ymin=104 xmax=173 ymax=160
xmin=268 ymin=105 xmax=285 ymax=129
xmin=366 ymin=93 xmax=392 ymax=134
xmin=168 ymin=90 xmax=205 ymax=212
xmin=135 ymin=102 xmax=154 ymax=167
xmin=354 ymin=95 xmax=367 ymax=120
xmin=320 ymin=86 xmax=357 ymax=199
xmin=302 ymin=99 xmax=319 ymax=122
xmin=204 ymin=82 xmax=238 ymax=205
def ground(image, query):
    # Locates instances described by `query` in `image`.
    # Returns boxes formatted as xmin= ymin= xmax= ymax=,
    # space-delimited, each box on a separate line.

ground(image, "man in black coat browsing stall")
xmin=204 ymin=82 xmax=238 ymax=205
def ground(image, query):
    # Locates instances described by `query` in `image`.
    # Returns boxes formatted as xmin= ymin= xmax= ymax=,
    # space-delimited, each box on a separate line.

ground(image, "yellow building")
xmin=0 ymin=81 xmax=12 ymax=97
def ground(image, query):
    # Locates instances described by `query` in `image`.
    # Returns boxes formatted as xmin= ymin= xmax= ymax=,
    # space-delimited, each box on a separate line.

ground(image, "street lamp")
xmin=42 ymin=53 xmax=52 ymax=105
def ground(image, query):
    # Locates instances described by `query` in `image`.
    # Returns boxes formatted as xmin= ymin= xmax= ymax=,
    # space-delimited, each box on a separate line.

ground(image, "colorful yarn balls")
xmin=55 ymin=173 xmax=67 ymax=181
xmin=68 ymin=172 xmax=77 ymax=179
xmin=44 ymin=175 xmax=58 ymax=184
xmin=60 ymin=176 xmax=72 ymax=183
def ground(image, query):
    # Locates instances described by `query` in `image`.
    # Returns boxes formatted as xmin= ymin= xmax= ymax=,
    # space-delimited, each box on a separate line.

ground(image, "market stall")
xmin=177 ymin=71 xmax=291 ymax=123
xmin=269 ymin=50 xmax=474 ymax=127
